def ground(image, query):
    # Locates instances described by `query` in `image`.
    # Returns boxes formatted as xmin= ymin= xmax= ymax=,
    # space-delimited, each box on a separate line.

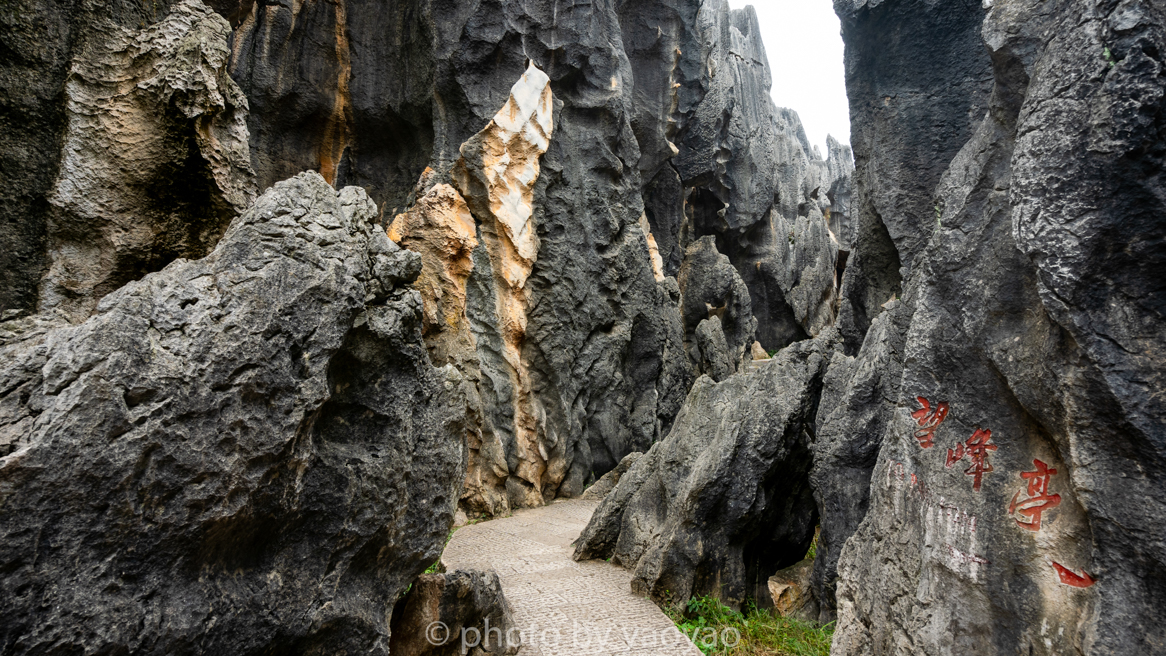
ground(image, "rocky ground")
xmin=0 ymin=0 xmax=1161 ymax=654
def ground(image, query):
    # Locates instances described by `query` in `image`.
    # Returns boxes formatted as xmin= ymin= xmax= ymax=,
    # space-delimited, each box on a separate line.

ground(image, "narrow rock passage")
xmin=442 ymin=500 xmax=704 ymax=656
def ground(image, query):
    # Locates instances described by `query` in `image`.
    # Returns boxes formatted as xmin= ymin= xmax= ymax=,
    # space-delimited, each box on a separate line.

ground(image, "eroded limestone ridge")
xmin=452 ymin=64 xmax=555 ymax=511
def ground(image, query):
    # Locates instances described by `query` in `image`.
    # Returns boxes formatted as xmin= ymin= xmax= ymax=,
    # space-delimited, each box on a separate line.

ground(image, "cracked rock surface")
xmin=817 ymin=1 xmax=1166 ymax=653
xmin=0 ymin=173 xmax=466 ymax=654
xmin=574 ymin=334 xmax=837 ymax=611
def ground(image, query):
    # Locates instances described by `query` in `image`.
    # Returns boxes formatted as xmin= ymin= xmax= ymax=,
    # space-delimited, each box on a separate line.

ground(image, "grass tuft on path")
xmin=665 ymin=596 xmax=834 ymax=656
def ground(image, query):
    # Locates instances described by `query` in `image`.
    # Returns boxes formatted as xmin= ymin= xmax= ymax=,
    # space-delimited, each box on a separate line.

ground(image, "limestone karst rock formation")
xmin=0 ymin=172 xmax=467 ymax=653
xmin=219 ymin=0 xmax=851 ymax=517
xmin=812 ymin=0 xmax=1166 ymax=653
xmin=10 ymin=0 xmax=1160 ymax=653
xmin=574 ymin=335 xmax=836 ymax=611
xmin=0 ymin=2 xmax=854 ymax=649
xmin=2 ymin=1 xmax=255 ymax=323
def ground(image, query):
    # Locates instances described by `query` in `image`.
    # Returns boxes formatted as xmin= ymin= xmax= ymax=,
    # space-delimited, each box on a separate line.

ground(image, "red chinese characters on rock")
xmin=1009 ymin=459 xmax=1062 ymax=531
xmin=911 ymin=397 xmax=950 ymax=448
xmin=945 ymin=428 xmax=997 ymax=492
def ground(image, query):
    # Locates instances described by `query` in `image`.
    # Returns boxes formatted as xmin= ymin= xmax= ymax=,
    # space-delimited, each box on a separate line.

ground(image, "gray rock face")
xmin=678 ymin=235 xmax=757 ymax=378
xmin=228 ymin=0 xmax=435 ymax=219
xmin=581 ymin=451 xmax=645 ymax=501
xmin=573 ymin=335 xmax=836 ymax=611
xmin=832 ymin=0 xmax=994 ymax=354
xmin=612 ymin=0 xmax=855 ymax=358
xmin=821 ymin=0 xmax=1166 ymax=653
xmin=0 ymin=172 xmax=466 ymax=654
xmin=807 ymin=0 xmax=997 ymax=619
xmin=1 ymin=0 xmax=255 ymax=322
xmin=390 ymin=570 xmax=519 ymax=656
xmin=41 ymin=1 xmax=256 ymax=322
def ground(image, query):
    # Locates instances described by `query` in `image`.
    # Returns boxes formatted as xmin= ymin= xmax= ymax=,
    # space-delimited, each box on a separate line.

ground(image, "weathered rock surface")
xmin=389 ymin=569 xmax=519 ymax=656
xmin=678 ymin=235 xmax=756 ymax=378
xmin=2 ymin=0 xmax=855 ymax=525
xmin=228 ymin=0 xmax=703 ymax=516
xmin=0 ymin=172 xmax=466 ymax=654
xmin=573 ymin=335 xmax=836 ymax=610
xmin=832 ymin=0 xmax=993 ymax=354
xmin=581 ymin=451 xmax=645 ymax=501
xmin=694 ymin=316 xmax=734 ymax=382
xmin=820 ymin=0 xmax=1166 ymax=653
xmin=388 ymin=178 xmax=478 ymax=369
xmin=808 ymin=0 xmax=998 ymax=618
xmin=227 ymin=0 xmax=436 ymax=219
xmin=0 ymin=0 xmax=197 ymax=317
xmin=3 ymin=0 xmax=255 ymax=324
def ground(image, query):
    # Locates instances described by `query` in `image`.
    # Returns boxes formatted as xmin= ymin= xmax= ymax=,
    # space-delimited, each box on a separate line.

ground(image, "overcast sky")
xmin=731 ymin=0 xmax=850 ymax=157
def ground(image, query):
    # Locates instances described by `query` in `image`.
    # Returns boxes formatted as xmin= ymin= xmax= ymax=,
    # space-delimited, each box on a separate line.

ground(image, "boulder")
xmin=694 ymin=316 xmax=733 ymax=382
xmin=768 ymin=558 xmax=815 ymax=620
xmin=390 ymin=570 xmax=519 ymax=656
xmin=573 ymin=335 xmax=837 ymax=610
xmin=0 ymin=172 xmax=467 ymax=654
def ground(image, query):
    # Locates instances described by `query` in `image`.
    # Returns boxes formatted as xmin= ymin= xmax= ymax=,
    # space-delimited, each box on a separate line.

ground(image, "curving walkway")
xmin=442 ymin=499 xmax=703 ymax=656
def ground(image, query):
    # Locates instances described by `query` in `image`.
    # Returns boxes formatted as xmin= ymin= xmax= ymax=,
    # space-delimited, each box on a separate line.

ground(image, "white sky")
xmin=731 ymin=0 xmax=850 ymax=157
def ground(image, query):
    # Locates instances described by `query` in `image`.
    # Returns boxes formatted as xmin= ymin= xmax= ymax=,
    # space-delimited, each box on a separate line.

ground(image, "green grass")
xmin=666 ymin=597 xmax=834 ymax=656
xmin=664 ymin=528 xmax=830 ymax=655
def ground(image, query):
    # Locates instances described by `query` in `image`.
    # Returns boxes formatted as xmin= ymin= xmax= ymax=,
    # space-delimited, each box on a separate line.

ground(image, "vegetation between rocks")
xmin=666 ymin=597 xmax=834 ymax=656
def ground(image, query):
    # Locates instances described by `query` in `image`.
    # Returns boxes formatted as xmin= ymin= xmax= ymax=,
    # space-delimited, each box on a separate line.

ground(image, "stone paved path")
xmin=442 ymin=499 xmax=704 ymax=656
